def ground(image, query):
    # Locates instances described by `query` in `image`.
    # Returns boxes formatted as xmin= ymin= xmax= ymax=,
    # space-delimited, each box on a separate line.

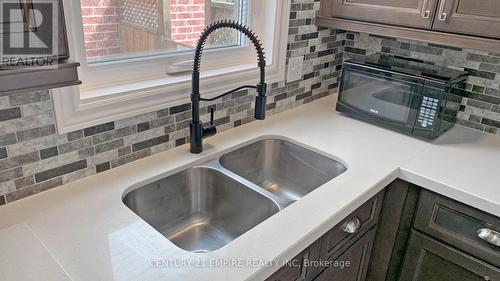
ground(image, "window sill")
xmin=79 ymin=63 xmax=257 ymax=101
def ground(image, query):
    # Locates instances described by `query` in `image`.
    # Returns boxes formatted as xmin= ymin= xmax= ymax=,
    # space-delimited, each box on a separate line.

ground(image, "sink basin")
xmin=122 ymin=167 xmax=280 ymax=252
xmin=123 ymin=138 xmax=347 ymax=252
xmin=220 ymin=139 xmax=347 ymax=206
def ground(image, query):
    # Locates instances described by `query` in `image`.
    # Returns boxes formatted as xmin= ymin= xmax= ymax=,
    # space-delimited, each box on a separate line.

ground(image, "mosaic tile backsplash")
xmin=3 ymin=1 xmax=500 ymax=206
xmin=0 ymin=0 xmax=344 ymax=205
xmin=344 ymin=32 xmax=500 ymax=134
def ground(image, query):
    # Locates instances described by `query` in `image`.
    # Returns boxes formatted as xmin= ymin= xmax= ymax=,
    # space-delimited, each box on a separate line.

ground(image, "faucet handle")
xmin=209 ymin=107 xmax=215 ymax=125
xmin=201 ymin=107 xmax=217 ymax=138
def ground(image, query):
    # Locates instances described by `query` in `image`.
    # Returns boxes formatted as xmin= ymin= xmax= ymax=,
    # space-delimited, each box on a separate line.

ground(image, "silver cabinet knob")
xmin=343 ymin=217 xmax=362 ymax=234
xmin=477 ymin=228 xmax=500 ymax=247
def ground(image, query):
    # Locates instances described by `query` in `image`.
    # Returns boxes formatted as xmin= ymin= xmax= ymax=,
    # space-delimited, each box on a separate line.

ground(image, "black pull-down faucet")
xmin=190 ymin=20 xmax=267 ymax=154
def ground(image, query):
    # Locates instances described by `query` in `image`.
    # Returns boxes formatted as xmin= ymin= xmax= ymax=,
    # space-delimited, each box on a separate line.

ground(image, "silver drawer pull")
xmin=439 ymin=12 xmax=447 ymax=21
xmin=343 ymin=217 xmax=361 ymax=234
xmin=438 ymin=0 xmax=447 ymax=21
xmin=421 ymin=0 xmax=430 ymax=19
xmin=477 ymin=228 xmax=500 ymax=247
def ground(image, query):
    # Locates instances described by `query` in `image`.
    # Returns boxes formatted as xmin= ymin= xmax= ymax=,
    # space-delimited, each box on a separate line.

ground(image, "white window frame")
xmin=52 ymin=0 xmax=290 ymax=133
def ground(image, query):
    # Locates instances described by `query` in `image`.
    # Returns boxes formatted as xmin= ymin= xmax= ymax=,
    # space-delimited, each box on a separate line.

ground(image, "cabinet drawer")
xmin=315 ymin=227 xmax=376 ymax=281
xmin=318 ymin=191 xmax=384 ymax=261
xmin=399 ymin=231 xmax=500 ymax=281
xmin=414 ymin=190 xmax=500 ymax=267
xmin=266 ymin=241 xmax=320 ymax=281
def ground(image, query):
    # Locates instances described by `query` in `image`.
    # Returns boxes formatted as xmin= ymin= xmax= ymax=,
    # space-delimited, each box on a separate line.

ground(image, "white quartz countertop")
xmin=0 ymin=223 xmax=72 ymax=281
xmin=0 ymin=95 xmax=499 ymax=281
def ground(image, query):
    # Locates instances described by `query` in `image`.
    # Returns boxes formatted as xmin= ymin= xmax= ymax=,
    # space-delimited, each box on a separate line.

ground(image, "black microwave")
xmin=337 ymin=55 xmax=468 ymax=140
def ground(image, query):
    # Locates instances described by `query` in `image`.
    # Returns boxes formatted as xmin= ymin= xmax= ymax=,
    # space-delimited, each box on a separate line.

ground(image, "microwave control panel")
xmin=417 ymin=96 xmax=439 ymax=128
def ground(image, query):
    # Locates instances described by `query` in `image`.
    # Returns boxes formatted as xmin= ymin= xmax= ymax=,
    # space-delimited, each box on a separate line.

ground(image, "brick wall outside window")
xmin=81 ymin=0 xmax=121 ymax=59
xmin=169 ymin=0 xmax=206 ymax=47
xmin=81 ymin=0 xmax=206 ymax=59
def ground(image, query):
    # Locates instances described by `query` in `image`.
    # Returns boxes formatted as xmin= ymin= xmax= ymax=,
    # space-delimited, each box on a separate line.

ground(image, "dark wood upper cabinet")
xmin=0 ymin=0 xmax=80 ymax=95
xmin=320 ymin=0 xmax=439 ymax=29
xmin=317 ymin=0 xmax=500 ymax=53
xmin=431 ymin=0 xmax=500 ymax=39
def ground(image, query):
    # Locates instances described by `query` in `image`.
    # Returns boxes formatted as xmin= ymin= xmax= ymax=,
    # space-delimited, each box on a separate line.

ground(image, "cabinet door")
xmin=315 ymin=228 xmax=376 ymax=281
xmin=319 ymin=0 xmax=438 ymax=29
xmin=432 ymin=0 xmax=500 ymax=39
xmin=266 ymin=241 xmax=320 ymax=281
xmin=399 ymin=231 xmax=500 ymax=281
xmin=366 ymin=180 xmax=420 ymax=281
xmin=414 ymin=190 xmax=500 ymax=268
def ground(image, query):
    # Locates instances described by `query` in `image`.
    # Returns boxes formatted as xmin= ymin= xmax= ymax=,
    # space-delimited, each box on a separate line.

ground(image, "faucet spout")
xmin=190 ymin=20 xmax=267 ymax=154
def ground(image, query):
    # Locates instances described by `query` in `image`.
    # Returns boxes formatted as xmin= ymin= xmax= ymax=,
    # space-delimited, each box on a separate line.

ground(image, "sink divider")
xmin=195 ymin=159 xmax=288 ymax=210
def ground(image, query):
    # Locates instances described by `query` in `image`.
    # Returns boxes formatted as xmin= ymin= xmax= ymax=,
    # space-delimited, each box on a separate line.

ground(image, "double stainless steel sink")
xmin=123 ymin=138 xmax=347 ymax=253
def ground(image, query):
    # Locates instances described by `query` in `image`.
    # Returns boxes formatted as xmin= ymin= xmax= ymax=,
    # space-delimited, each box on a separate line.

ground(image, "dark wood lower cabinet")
xmin=315 ymin=227 xmax=376 ymax=281
xmin=265 ymin=182 xmax=500 ymax=281
xmin=399 ymin=231 xmax=500 ymax=281
xmin=266 ymin=241 xmax=320 ymax=281
xmin=414 ymin=190 xmax=500 ymax=268
xmin=265 ymin=191 xmax=384 ymax=281
xmin=265 ymin=228 xmax=378 ymax=281
xmin=367 ymin=186 xmax=500 ymax=281
xmin=318 ymin=192 xmax=384 ymax=265
xmin=366 ymin=180 xmax=420 ymax=281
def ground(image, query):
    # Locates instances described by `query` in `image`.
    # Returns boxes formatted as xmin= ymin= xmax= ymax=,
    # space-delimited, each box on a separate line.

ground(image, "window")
xmin=81 ymin=0 xmax=248 ymax=63
xmin=52 ymin=0 xmax=290 ymax=133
